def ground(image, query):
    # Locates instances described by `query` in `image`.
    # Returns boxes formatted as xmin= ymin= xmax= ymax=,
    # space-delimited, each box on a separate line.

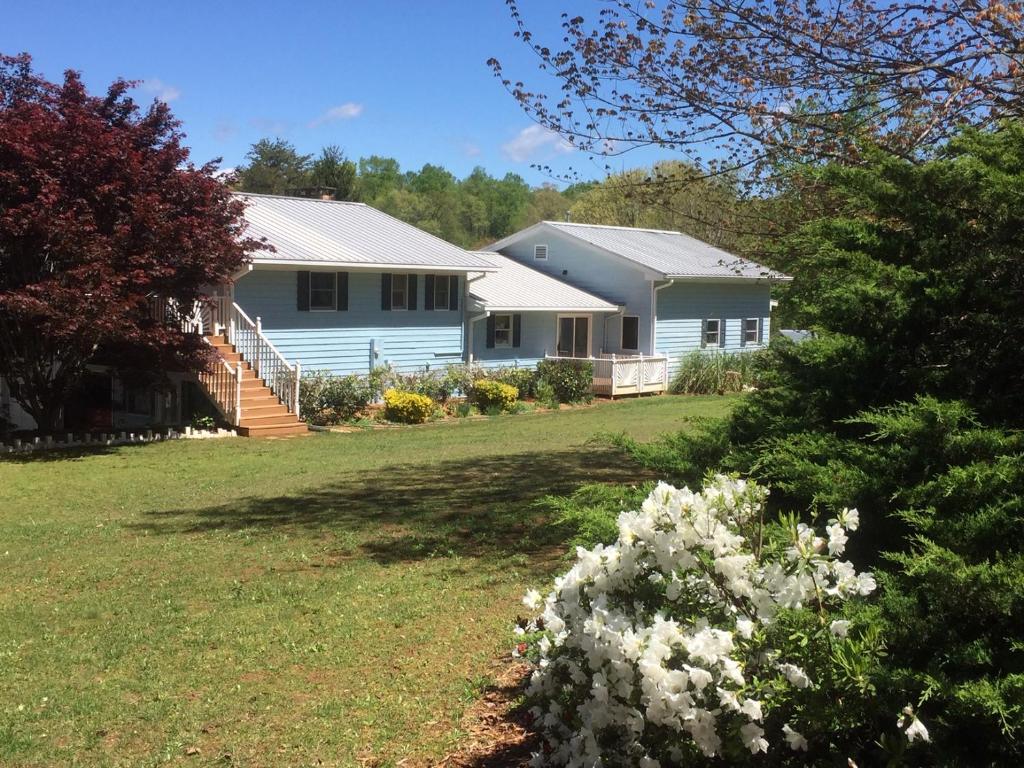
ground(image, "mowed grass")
xmin=0 ymin=395 xmax=735 ymax=767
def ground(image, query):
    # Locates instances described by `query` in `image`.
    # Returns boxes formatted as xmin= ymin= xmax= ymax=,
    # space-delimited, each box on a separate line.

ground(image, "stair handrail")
xmin=224 ymin=302 xmax=301 ymax=418
xmin=197 ymin=350 xmax=243 ymax=425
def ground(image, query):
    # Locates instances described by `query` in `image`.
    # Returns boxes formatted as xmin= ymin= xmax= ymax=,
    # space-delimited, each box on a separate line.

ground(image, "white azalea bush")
xmin=515 ymin=475 xmax=916 ymax=766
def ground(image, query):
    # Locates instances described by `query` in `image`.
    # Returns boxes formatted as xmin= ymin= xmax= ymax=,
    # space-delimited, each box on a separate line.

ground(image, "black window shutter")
xmin=337 ymin=272 xmax=348 ymax=311
xmin=486 ymin=315 xmax=496 ymax=348
xmin=424 ymin=275 xmax=435 ymax=311
xmin=512 ymin=314 xmax=522 ymax=348
xmin=381 ymin=273 xmax=392 ymax=310
xmin=408 ymin=274 xmax=418 ymax=310
xmin=448 ymin=275 xmax=459 ymax=311
xmin=700 ymin=318 xmax=708 ymax=348
xmin=297 ymin=271 xmax=310 ymax=311
xmin=757 ymin=318 xmax=764 ymax=344
xmin=719 ymin=319 xmax=726 ymax=348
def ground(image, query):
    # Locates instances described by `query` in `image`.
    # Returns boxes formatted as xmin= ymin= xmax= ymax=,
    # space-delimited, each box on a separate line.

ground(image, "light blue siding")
xmin=654 ymin=282 xmax=772 ymax=374
xmin=234 ymin=268 xmax=464 ymax=376
xmin=496 ymin=229 xmax=655 ymax=354
xmin=470 ymin=311 xmax=611 ymax=369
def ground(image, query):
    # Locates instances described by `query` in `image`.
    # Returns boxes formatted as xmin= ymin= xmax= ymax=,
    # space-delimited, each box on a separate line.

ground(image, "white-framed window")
xmin=391 ymin=273 xmax=408 ymax=310
xmin=534 ymin=243 xmax=548 ymax=260
xmin=557 ymin=314 xmax=591 ymax=358
xmin=702 ymin=318 xmax=721 ymax=347
xmin=493 ymin=313 xmax=513 ymax=347
xmin=621 ymin=315 xmax=640 ymax=351
xmin=742 ymin=317 xmax=760 ymax=345
xmin=433 ymin=276 xmax=449 ymax=310
xmin=309 ymin=272 xmax=336 ymax=310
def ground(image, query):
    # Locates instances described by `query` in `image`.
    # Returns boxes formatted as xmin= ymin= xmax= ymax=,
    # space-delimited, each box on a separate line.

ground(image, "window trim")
xmin=742 ymin=317 xmax=760 ymax=345
xmin=309 ymin=271 xmax=337 ymax=311
xmin=534 ymin=243 xmax=549 ymax=260
xmin=703 ymin=318 xmax=721 ymax=347
xmin=493 ymin=313 xmax=514 ymax=348
xmin=621 ymin=315 xmax=640 ymax=351
xmin=432 ymin=274 xmax=450 ymax=311
xmin=391 ymin=273 xmax=409 ymax=311
xmin=556 ymin=313 xmax=592 ymax=358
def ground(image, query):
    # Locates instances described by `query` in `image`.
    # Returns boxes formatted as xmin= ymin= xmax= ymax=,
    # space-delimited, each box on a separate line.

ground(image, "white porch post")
xmin=234 ymin=365 xmax=243 ymax=425
xmin=292 ymin=361 xmax=301 ymax=417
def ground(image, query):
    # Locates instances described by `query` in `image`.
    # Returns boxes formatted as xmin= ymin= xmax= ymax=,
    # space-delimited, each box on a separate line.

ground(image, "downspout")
xmin=651 ymin=279 xmax=675 ymax=355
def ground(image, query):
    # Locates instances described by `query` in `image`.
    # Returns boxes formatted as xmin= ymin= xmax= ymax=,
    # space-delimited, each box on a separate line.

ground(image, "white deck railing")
xmin=547 ymin=353 xmax=669 ymax=397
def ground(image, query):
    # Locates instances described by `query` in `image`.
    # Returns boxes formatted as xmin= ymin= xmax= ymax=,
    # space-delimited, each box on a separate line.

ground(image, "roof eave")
xmin=661 ymin=273 xmax=792 ymax=282
xmin=250 ymin=257 xmax=498 ymax=273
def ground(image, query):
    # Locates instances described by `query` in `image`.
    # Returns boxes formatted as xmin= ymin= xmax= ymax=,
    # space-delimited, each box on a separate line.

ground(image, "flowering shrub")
xmin=382 ymin=389 xmax=434 ymax=424
xmin=516 ymin=476 xmax=919 ymax=766
xmin=471 ymin=379 xmax=518 ymax=413
xmin=300 ymin=370 xmax=374 ymax=424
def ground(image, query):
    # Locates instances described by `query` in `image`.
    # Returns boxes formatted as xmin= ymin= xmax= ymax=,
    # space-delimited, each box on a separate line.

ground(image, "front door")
xmin=557 ymin=315 xmax=590 ymax=358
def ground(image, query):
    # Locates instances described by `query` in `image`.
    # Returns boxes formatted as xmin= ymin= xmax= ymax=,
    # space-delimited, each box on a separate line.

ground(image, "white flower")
xmin=739 ymin=697 xmax=763 ymax=721
xmin=840 ymin=507 xmax=860 ymax=531
xmin=826 ymin=522 xmax=848 ymax=556
xmin=783 ymin=723 xmax=808 ymax=751
xmin=740 ymin=722 xmax=769 ymax=754
xmin=735 ymin=617 xmax=755 ymax=639
xmin=779 ymin=663 xmax=812 ymax=688
xmin=523 ymin=589 xmax=543 ymax=611
xmin=830 ymin=619 xmax=851 ymax=638
xmin=900 ymin=705 xmax=931 ymax=743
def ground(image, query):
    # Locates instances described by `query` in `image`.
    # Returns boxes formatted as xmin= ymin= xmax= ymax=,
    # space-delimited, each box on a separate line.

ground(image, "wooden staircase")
xmin=205 ymin=334 xmax=308 ymax=437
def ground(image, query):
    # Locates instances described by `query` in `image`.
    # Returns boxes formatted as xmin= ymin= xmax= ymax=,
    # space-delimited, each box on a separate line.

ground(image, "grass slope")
xmin=0 ymin=396 xmax=734 ymax=767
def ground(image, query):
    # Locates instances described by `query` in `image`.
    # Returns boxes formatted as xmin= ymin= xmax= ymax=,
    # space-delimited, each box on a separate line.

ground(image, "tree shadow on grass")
xmin=126 ymin=445 xmax=653 ymax=564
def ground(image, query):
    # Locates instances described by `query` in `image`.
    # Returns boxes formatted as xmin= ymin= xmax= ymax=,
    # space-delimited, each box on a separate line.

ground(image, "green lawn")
xmin=0 ymin=395 xmax=734 ymax=767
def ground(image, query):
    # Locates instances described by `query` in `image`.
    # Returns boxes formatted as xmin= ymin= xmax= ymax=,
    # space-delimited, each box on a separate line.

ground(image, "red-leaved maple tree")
xmin=0 ymin=53 xmax=263 ymax=431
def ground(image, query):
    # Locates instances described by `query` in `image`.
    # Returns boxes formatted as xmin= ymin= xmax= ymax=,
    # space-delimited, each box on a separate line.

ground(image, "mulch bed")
xmin=431 ymin=660 xmax=539 ymax=768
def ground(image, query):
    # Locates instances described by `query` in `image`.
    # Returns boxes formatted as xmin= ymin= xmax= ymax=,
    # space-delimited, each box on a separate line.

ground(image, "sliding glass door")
xmin=557 ymin=315 xmax=590 ymax=358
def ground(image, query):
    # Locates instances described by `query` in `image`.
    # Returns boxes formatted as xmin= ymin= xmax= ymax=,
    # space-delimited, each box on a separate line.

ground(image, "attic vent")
xmin=534 ymin=244 xmax=548 ymax=260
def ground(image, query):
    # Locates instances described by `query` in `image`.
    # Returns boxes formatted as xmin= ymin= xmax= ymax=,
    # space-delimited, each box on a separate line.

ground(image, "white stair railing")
xmin=221 ymin=302 xmax=301 ymax=418
xmin=197 ymin=357 xmax=242 ymax=425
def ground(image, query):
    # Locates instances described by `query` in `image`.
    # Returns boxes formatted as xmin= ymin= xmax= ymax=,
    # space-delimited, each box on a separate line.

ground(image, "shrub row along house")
xmin=2 ymin=193 xmax=788 ymax=435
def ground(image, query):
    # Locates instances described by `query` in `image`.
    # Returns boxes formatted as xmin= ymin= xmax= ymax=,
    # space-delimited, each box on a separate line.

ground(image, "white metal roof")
xmin=468 ymin=252 xmax=619 ymax=312
xmin=236 ymin=193 xmax=495 ymax=271
xmin=490 ymin=221 xmax=790 ymax=281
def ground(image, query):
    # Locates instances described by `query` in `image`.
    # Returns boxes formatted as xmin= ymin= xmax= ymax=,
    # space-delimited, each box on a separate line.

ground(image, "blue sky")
xmin=1 ymin=1 xmax=653 ymax=186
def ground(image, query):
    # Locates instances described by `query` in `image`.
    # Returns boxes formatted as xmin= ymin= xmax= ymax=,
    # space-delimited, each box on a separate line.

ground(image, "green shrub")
xmin=487 ymin=366 xmax=539 ymax=399
xmin=470 ymin=379 xmax=518 ymax=413
xmin=536 ymin=358 xmax=593 ymax=404
xmin=669 ymin=350 xmax=766 ymax=394
xmin=453 ymin=401 xmax=473 ymax=418
xmin=299 ymin=370 xmax=373 ymax=425
xmin=382 ymin=389 xmax=434 ymax=424
xmin=535 ymin=381 xmax=559 ymax=409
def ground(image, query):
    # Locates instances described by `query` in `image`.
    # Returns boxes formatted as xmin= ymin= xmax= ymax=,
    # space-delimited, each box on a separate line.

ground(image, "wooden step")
xmin=237 ymin=422 xmax=309 ymax=438
xmin=242 ymin=403 xmax=291 ymax=416
xmin=239 ymin=410 xmax=296 ymax=427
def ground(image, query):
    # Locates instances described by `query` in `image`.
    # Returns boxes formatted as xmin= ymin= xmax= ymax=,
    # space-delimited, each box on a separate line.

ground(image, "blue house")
xmin=485 ymin=221 xmax=790 ymax=376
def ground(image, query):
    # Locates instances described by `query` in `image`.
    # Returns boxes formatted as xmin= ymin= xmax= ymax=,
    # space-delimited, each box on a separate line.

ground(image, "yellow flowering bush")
xmin=471 ymin=379 xmax=518 ymax=413
xmin=382 ymin=389 xmax=434 ymax=424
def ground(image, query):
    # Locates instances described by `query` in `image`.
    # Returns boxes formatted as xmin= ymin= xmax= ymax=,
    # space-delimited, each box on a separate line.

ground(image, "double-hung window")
xmin=309 ymin=272 xmax=336 ymax=310
xmin=391 ymin=274 xmax=409 ymax=310
xmin=433 ymin=277 xmax=449 ymax=310
xmin=493 ymin=314 xmax=513 ymax=347
xmin=702 ymin=318 xmax=721 ymax=347
xmin=742 ymin=317 xmax=760 ymax=345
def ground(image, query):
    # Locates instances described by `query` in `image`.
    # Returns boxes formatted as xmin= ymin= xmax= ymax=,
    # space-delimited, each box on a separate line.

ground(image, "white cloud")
xmin=501 ymin=125 xmax=574 ymax=162
xmin=139 ymin=78 xmax=181 ymax=103
xmin=309 ymin=102 xmax=364 ymax=127
xmin=462 ymin=141 xmax=481 ymax=157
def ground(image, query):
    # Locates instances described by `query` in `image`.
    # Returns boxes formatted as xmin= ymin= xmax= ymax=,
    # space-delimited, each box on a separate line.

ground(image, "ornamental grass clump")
xmin=516 ymin=476 xmax=909 ymax=766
